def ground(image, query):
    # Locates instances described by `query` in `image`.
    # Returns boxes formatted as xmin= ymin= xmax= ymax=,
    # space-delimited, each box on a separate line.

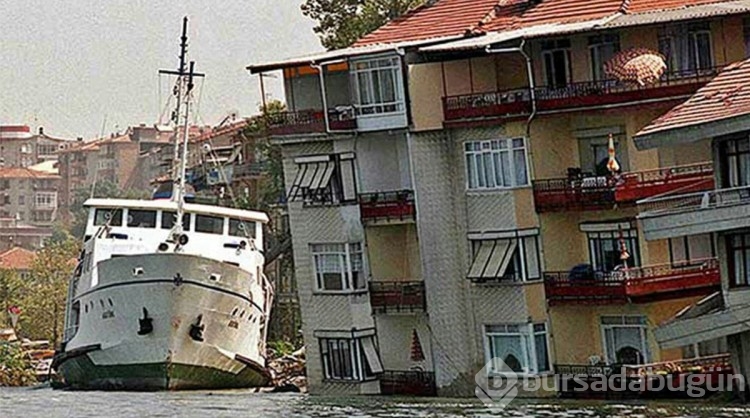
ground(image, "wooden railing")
xmin=267 ymin=109 xmax=356 ymax=136
xmin=359 ymin=190 xmax=415 ymax=223
xmin=380 ymin=370 xmax=436 ymax=396
xmin=369 ymin=281 xmax=426 ymax=313
xmin=544 ymin=259 xmax=720 ymax=304
xmin=444 ymin=67 xmax=720 ymax=122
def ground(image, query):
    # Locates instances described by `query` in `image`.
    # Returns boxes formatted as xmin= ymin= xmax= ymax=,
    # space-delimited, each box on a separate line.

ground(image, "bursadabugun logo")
xmin=475 ymin=357 xmax=520 ymax=411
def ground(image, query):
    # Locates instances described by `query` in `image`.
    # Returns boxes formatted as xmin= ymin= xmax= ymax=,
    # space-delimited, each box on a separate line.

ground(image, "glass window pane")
xmin=127 ymin=210 xmax=157 ymax=228
xmin=489 ymin=334 xmax=527 ymax=373
xmin=94 ymin=209 xmax=122 ymax=226
xmin=524 ymin=237 xmax=540 ymax=279
xmin=466 ymin=154 xmax=477 ymax=189
xmin=535 ymin=333 xmax=549 ymax=372
xmin=161 ymin=211 xmax=190 ymax=230
xmin=500 ymin=151 xmax=512 ymax=187
xmin=483 ymin=152 xmax=494 ymax=188
xmin=229 ymin=218 xmax=256 ymax=238
xmin=514 ymin=149 xmax=528 ymax=186
xmin=195 ymin=214 xmax=224 ymax=234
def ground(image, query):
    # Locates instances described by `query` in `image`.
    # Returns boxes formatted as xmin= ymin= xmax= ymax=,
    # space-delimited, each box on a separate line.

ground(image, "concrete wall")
xmin=356 ymin=132 xmax=411 ymax=193
xmin=366 ymin=224 xmax=421 ymax=281
xmin=375 ymin=315 xmax=433 ymax=372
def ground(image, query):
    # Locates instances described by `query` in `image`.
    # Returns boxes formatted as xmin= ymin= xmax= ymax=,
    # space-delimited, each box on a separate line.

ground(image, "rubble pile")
xmin=268 ymin=346 xmax=306 ymax=392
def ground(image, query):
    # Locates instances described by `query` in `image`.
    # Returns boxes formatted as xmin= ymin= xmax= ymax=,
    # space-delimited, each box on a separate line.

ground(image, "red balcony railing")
xmin=533 ymin=176 xmax=616 ymax=212
xmin=534 ymin=163 xmax=715 ymax=213
xmin=369 ymin=281 xmax=426 ymax=313
xmin=380 ymin=370 xmax=436 ymax=396
xmin=544 ymin=259 xmax=720 ymax=305
xmin=615 ymin=162 xmax=714 ymax=202
xmin=267 ymin=109 xmax=356 ymax=136
xmin=443 ymin=68 xmax=719 ymax=123
xmin=359 ymin=190 xmax=415 ymax=223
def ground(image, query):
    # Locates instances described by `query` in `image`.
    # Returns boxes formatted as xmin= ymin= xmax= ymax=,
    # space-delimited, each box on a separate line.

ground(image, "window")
xmin=728 ymin=232 xmax=750 ymax=287
xmin=542 ymin=39 xmax=571 ymax=88
xmin=682 ymin=337 xmax=727 ymax=359
xmin=94 ymin=208 xmax=123 ymax=226
xmin=658 ymin=22 xmax=713 ymax=75
xmin=468 ymin=234 xmax=540 ymax=282
xmin=311 ymin=243 xmax=364 ymax=292
xmin=669 ymin=234 xmax=714 ymax=266
xmin=719 ymin=135 xmax=750 ymax=188
xmin=319 ymin=336 xmax=382 ymax=381
xmin=126 ymin=210 xmax=157 ymax=228
xmin=160 ymin=211 xmax=190 ymax=230
xmin=288 ymin=154 xmax=357 ymax=205
xmin=34 ymin=192 xmax=56 ymax=209
xmin=601 ymin=315 xmax=649 ymax=365
xmin=485 ymin=323 xmax=550 ymax=375
xmin=229 ymin=218 xmax=256 ymax=238
xmin=465 ymin=138 xmax=529 ymax=190
xmin=195 ymin=214 xmax=224 ymax=234
xmin=586 ymin=227 xmax=640 ymax=272
xmin=589 ymin=34 xmax=620 ymax=81
xmin=351 ymin=57 xmax=404 ymax=116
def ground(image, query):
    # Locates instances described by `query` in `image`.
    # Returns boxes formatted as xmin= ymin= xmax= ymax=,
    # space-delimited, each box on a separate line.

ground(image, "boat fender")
xmin=178 ymin=234 xmax=189 ymax=246
xmin=158 ymin=242 xmax=169 ymax=252
xmin=189 ymin=314 xmax=205 ymax=342
xmin=138 ymin=307 xmax=153 ymax=335
xmin=173 ymin=273 xmax=183 ymax=286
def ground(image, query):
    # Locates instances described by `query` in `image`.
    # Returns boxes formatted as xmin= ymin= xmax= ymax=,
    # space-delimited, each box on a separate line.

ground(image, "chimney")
xmin=38 ymin=127 xmax=44 ymax=135
xmin=77 ymin=137 xmax=83 ymax=142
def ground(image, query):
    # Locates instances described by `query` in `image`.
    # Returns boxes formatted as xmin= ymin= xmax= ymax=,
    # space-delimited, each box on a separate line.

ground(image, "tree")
xmin=13 ymin=238 xmax=80 ymax=346
xmin=301 ymin=0 xmax=426 ymax=50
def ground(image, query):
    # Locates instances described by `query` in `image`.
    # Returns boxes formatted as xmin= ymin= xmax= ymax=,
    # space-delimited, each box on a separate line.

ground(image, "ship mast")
xmin=159 ymin=17 xmax=204 ymax=239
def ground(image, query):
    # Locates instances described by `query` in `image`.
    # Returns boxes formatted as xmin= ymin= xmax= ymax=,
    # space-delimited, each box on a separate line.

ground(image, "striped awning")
xmin=468 ymin=239 xmax=517 ymax=279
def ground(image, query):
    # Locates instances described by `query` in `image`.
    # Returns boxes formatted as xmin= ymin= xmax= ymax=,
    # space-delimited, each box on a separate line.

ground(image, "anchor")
xmin=189 ymin=314 xmax=205 ymax=342
xmin=138 ymin=307 xmax=153 ymax=335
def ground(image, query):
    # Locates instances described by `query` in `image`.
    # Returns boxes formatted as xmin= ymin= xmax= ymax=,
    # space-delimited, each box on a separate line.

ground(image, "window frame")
xmin=668 ymin=233 xmax=715 ymax=267
xmin=588 ymin=34 xmax=621 ymax=81
xmin=350 ymin=56 xmax=405 ymax=117
xmin=311 ymin=242 xmax=366 ymax=294
xmin=727 ymin=232 xmax=750 ymax=288
xmin=586 ymin=229 xmax=641 ymax=273
xmin=483 ymin=323 xmax=551 ymax=376
xmin=289 ymin=154 xmax=358 ymax=206
xmin=541 ymin=39 xmax=572 ymax=89
xmin=464 ymin=138 xmax=530 ymax=191
xmin=600 ymin=315 xmax=649 ymax=365
xmin=468 ymin=234 xmax=541 ymax=282
xmin=319 ymin=336 xmax=379 ymax=382
xmin=658 ymin=23 xmax=714 ymax=75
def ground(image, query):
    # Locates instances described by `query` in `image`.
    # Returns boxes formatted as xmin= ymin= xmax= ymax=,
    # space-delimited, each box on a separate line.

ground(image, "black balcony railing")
xmin=444 ymin=67 xmax=720 ymax=122
xmin=267 ymin=108 xmax=356 ymax=136
xmin=379 ymin=370 xmax=436 ymax=396
xmin=369 ymin=281 xmax=426 ymax=313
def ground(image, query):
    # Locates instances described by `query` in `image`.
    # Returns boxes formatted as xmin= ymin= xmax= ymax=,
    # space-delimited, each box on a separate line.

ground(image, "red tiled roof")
xmin=625 ymin=0 xmax=729 ymax=13
xmin=190 ymin=119 xmax=250 ymax=143
xmin=353 ymin=0 xmax=526 ymax=47
xmin=513 ymin=0 xmax=623 ymax=27
xmin=0 ymin=168 xmax=59 ymax=179
xmin=636 ymin=59 xmax=750 ymax=137
xmin=0 ymin=247 xmax=36 ymax=270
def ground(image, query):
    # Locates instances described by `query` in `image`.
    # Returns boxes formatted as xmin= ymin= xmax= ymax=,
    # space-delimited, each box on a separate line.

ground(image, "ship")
xmin=52 ymin=17 xmax=274 ymax=390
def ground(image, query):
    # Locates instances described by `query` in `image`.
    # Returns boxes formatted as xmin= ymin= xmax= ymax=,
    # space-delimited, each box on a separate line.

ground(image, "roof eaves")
xmin=605 ymin=0 xmax=750 ymax=27
xmin=247 ymin=35 xmax=465 ymax=74
xmin=634 ymin=112 xmax=750 ymax=150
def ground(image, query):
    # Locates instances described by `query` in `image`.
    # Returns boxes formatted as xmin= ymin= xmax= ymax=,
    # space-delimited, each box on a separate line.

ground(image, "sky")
xmin=0 ymin=0 xmax=322 ymax=139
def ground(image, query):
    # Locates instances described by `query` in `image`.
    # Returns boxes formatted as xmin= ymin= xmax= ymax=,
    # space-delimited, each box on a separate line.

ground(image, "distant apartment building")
xmin=249 ymin=0 xmax=750 ymax=397
xmin=0 ymin=125 xmax=68 ymax=167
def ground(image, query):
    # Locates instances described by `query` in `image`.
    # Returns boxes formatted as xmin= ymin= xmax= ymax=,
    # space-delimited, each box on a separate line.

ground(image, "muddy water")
xmin=2 ymin=387 xmax=750 ymax=417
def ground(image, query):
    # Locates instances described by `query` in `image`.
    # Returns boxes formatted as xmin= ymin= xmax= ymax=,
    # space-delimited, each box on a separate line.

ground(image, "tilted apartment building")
xmin=250 ymin=0 xmax=750 ymax=396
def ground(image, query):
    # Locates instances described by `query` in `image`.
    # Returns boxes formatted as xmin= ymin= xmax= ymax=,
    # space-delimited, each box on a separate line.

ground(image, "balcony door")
xmin=718 ymin=135 xmax=750 ymax=188
xmin=601 ymin=315 xmax=649 ymax=365
xmin=658 ymin=22 xmax=714 ymax=76
xmin=583 ymin=222 xmax=640 ymax=273
xmin=542 ymin=39 xmax=572 ymax=89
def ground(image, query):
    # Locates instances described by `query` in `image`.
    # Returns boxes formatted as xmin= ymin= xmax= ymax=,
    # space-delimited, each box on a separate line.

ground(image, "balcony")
xmin=379 ymin=370 xmax=436 ymax=396
xmin=233 ymin=161 xmax=267 ymax=179
xmin=369 ymin=281 xmax=426 ymax=314
xmin=544 ymin=259 xmax=720 ymax=305
xmin=359 ymin=190 xmax=415 ymax=224
xmin=443 ymin=68 xmax=719 ymax=124
xmin=639 ymin=186 xmax=750 ymax=240
xmin=267 ymin=109 xmax=356 ymax=136
xmin=533 ymin=163 xmax=714 ymax=213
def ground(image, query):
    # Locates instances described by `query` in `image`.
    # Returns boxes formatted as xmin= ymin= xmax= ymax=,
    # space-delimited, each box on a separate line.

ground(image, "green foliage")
xmin=0 ymin=343 xmax=36 ymax=386
xmin=268 ymin=340 xmax=297 ymax=358
xmin=301 ymin=0 xmax=426 ymax=49
xmin=69 ymin=180 xmax=150 ymax=238
xmin=12 ymin=238 xmax=80 ymax=347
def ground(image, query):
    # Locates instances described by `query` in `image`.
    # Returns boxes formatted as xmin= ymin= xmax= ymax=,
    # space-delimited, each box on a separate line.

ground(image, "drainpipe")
xmin=310 ymin=63 xmax=332 ymax=133
xmin=485 ymin=39 xmax=537 ymax=138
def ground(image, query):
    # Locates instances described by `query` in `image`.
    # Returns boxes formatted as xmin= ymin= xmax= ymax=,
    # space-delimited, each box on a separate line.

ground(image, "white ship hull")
xmin=55 ymin=253 xmax=272 ymax=390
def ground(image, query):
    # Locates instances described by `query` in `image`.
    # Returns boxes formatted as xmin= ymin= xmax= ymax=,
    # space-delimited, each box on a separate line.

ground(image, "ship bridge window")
xmin=127 ymin=210 xmax=157 ymax=228
xmin=229 ymin=218 xmax=256 ymax=238
xmin=94 ymin=208 xmax=123 ymax=226
xmin=195 ymin=214 xmax=224 ymax=234
xmin=161 ymin=212 xmax=190 ymax=230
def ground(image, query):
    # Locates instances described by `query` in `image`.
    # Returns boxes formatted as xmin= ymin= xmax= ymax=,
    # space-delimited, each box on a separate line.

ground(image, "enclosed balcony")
xmin=533 ymin=163 xmax=714 ymax=213
xmin=369 ymin=281 xmax=426 ymax=314
xmin=359 ymin=190 xmax=415 ymax=224
xmin=443 ymin=68 xmax=719 ymax=125
xmin=544 ymin=259 xmax=720 ymax=305
xmin=266 ymin=109 xmax=356 ymax=136
xmin=639 ymin=186 xmax=750 ymax=240
xmin=379 ymin=370 xmax=436 ymax=396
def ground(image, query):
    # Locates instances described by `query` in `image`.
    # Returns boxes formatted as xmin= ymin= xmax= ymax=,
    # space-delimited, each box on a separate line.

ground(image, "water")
xmin=3 ymin=388 xmax=750 ymax=417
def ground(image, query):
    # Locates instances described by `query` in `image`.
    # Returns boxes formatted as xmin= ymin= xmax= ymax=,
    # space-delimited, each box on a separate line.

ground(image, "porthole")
xmin=108 ymin=298 xmax=113 ymax=307
xmin=232 ymin=307 xmax=239 ymax=317
xmin=239 ymin=310 xmax=245 ymax=319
